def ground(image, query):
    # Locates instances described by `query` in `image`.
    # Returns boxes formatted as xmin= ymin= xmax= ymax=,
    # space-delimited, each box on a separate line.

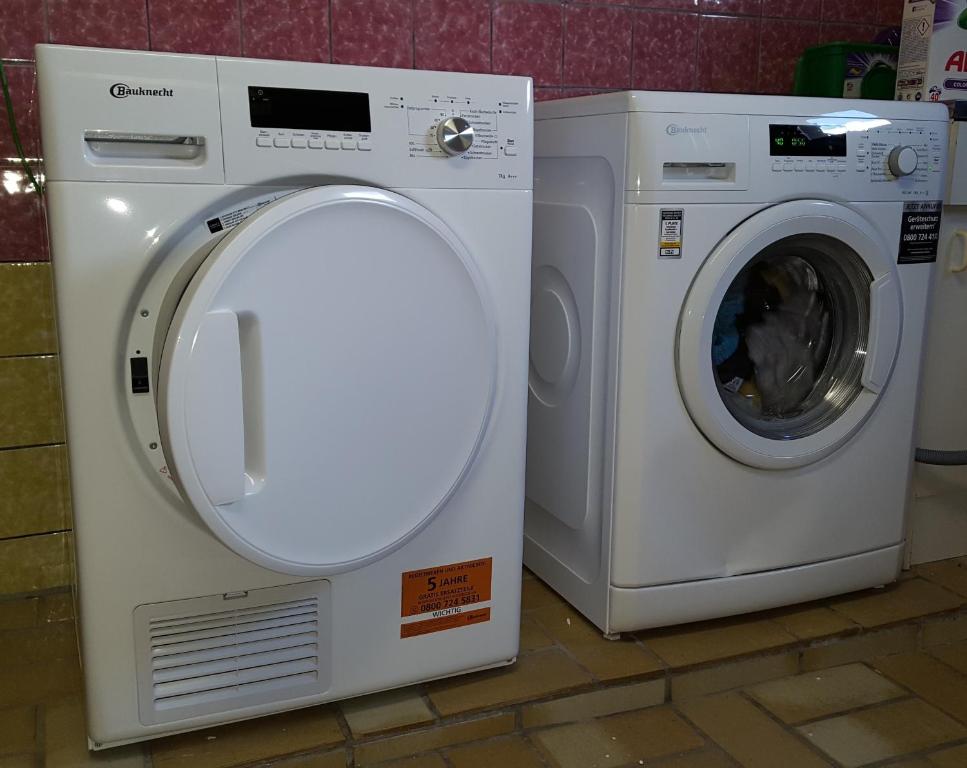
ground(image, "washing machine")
xmin=524 ymin=91 xmax=947 ymax=634
xmin=38 ymin=44 xmax=532 ymax=747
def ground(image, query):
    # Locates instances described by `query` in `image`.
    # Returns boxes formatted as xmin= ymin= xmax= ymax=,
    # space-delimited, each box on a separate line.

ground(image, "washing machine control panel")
xmin=765 ymin=118 xmax=946 ymax=197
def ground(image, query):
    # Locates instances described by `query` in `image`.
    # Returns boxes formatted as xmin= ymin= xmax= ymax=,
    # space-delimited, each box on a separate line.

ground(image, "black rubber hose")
xmin=915 ymin=448 xmax=967 ymax=465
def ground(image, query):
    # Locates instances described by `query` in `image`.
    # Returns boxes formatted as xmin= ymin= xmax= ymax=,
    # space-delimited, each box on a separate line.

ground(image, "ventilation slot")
xmin=135 ymin=581 xmax=330 ymax=725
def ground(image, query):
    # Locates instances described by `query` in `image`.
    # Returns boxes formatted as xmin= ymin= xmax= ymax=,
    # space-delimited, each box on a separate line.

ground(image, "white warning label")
xmin=659 ymin=209 xmax=683 ymax=258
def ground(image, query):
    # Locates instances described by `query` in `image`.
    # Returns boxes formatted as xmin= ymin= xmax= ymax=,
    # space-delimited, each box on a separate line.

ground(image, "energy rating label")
xmin=659 ymin=209 xmax=684 ymax=258
xmin=400 ymin=557 xmax=493 ymax=638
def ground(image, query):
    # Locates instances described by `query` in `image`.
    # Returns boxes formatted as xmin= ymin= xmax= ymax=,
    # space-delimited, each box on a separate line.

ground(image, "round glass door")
xmin=712 ymin=233 xmax=872 ymax=441
xmin=677 ymin=200 xmax=902 ymax=469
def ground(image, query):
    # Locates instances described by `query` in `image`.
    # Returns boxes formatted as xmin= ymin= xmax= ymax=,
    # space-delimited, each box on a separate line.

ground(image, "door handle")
xmin=185 ymin=310 xmax=247 ymax=506
xmin=949 ymin=230 xmax=967 ymax=273
xmin=862 ymin=273 xmax=902 ymax=394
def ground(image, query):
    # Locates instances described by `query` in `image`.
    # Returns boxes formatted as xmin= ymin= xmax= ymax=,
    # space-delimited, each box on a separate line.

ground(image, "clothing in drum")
xmin=711 ymin=234 xmax=873 ymax=441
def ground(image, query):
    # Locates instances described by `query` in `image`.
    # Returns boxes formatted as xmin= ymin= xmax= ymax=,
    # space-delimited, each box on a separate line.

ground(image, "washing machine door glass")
xmin=678 ymin=200 xmax=902 ymax=469
xmin=157 ymin=186 xmax=497 ymax=575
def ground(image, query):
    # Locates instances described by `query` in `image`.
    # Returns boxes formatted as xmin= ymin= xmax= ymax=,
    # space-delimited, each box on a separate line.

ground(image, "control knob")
xmin=436 ymin=116 xmax=474 ymax=156
xmin=888 ymin=145 xmax=919 ymax=177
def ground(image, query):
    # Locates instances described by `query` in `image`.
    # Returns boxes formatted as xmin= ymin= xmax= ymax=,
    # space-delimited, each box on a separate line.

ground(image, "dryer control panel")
xmin=218 ymin=57 xmax=531 ymax=189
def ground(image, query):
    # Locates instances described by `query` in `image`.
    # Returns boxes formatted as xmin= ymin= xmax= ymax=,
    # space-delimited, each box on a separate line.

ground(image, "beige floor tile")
xmin=928 ymin=742 xmax=967 ymax=767
xmin=446 ymin=735 xmax=544 ymax=768
xmin=873 ymin=651 xmax=967 ymax=724
xmin=671 ymin=652 xmax=798 ymax=702
xmin=680 ymin=692 xmax=831 ymax=768
xmin=916 ymin=558 xmax=967 ymax=599
xmin=0 ymin=355 xmax=65 ymax=448
xmin=0 ymin=756 xmax=37 ymax=768
xmin=522 ymin=679 xmax=665 ymax=728
xmin=45 ymin=697 xmax=145 ymax=767
xmin=801 ymin=624 xmax=918 ymax=671
xmin=341 ymin=688 xmax=435 ymax=737
xmin=798 ymin=698 xmax=966 ymax=767
xmin=923 ymin=614 xmax=967 ymax=647
xmin=354 ymin=713 xmax=514 ymax=766
xmin=829 ymin=579 xmax=962 ymax=628
xmin=0 ymin=597 xmax=38 ymax=630
xmin=641 ymin=617 xmax=796 ymax=669
xmin=150 ymin=705 xmax=344 ymax=768
xmin=374 ymin=754 xmax=446 ymax=768
xmin=427 ymin=647 xmax=593 ymax=717
xmin=649 ymin=751 xmax=737 ymax=768
xmin=746 ymin=663 xmax=906 ymax=724
xmin=0 ymin=262 xmax=56 ymax=357
xmin=521 ymin=577 xmax=565 ymax=611
xmin=0 ymin=705 xmax=35 ymax=755
xmin=519 ymin=614 xmax=554 ymax=652
xmin=532 ymin=707 xmax=704 ymax=768
xmin=271 ymin=751 xmax=348 ymax=768
xmin=531 ymin=602 xmax=664 ymax=681
xmin=929 ymin=639 xmax=967 ymax=676
xmin=770 ymin=606 xmax=860 ymax=641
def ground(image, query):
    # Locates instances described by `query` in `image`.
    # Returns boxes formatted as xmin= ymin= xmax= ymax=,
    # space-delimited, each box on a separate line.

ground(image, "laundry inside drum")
xmin=710 ymin=234 xmax=873 ymax=440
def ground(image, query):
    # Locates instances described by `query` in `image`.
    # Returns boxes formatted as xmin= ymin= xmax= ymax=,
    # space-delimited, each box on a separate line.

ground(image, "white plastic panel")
xmin=159 ymin=186 xmax=497 ymax=575
xmin=36 ymin=46 xmax=224 ymax=183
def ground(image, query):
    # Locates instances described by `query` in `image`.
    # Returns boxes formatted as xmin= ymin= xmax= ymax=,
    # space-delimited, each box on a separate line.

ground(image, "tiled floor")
xmin=3 ymin=558 xmax=967 ymax=767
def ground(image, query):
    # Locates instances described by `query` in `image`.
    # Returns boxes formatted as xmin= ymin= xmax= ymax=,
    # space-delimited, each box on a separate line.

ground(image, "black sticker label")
xmin=898 ymin=201 xmax=942 ymax=264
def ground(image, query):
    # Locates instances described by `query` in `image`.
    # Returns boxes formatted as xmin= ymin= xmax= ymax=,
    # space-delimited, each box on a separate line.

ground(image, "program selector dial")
xmin=888 ymin=145 xmax=919 ymax=177
xmin=436 ymin=116 xmax=474 ymax=156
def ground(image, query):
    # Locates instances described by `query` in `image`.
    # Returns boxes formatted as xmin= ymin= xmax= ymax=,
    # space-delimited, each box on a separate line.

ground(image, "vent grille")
xmin=135 ymin=581 xmax=330 ymax=725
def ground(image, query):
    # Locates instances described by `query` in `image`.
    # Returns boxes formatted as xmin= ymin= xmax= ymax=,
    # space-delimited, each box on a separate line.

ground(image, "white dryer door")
xmin=678 ymin=200 xmax=902 ymax=469
xmin=158 ymin=186 xmax=497 ymax=575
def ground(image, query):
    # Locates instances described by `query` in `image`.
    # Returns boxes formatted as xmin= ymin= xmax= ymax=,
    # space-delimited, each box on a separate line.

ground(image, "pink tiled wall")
xmin=0 ymin=0 xmax=903 ymax=262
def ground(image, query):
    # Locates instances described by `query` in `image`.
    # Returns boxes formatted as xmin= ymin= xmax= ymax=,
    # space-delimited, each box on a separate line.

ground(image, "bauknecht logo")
xmin=666 ymin=124 xmax=708 ymax=136
xmin=110 ymin=83 xmax=174 ymax=99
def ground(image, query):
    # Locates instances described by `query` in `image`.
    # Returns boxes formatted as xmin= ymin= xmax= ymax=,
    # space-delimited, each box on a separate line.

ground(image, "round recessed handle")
xmin=888 ymin=145 xmax=919 ymax=177
xmin=436 ymin=116 xmax=474 ymax=156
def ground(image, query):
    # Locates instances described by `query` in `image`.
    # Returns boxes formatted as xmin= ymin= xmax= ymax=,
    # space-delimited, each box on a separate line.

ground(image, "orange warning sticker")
xmin=400 ymin=608 xmax=491 ymax=638
xmin=401 ymin=557 xmax=493 ymax=618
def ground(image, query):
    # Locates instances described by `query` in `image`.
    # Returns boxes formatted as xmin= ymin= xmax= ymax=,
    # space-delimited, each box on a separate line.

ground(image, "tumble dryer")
xmin=525 ymin=92 xmax=947 ymax=633
xmin=38 ymin=45 xmax=532 ymax=747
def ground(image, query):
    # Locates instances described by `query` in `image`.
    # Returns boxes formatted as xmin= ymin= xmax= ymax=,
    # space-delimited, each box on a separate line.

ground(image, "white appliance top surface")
xmin=536 ymin=90 xmax=951 ymax=123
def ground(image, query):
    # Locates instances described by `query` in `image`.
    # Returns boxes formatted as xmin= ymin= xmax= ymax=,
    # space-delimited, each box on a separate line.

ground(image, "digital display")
xmin=248 ymin=86 xmax=371 ymax=132
xmin=769 ymin=124 xmax=846 ymax=157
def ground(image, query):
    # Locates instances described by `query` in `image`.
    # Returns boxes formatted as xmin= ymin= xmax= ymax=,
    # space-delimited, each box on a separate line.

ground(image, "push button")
xmin=256 ymin=136 xmax=271 ymax=148
xmin=357 ymin=141 xmax=372 ymax=151
xmin=772 ymin=160 xmax=783 ymax=172
xmin=291 ymin=136 xmax=307 ymax=148
xmin=309 ymin=137 xmax=324 ymax=149
xmin=341 ymin=139 xmax=356 ymax=150
xmin=783 ymin=160 xmax=793 ymax=172
xmin=324 ymin=138 xmax=340 ymax=150
xmin=273 ymin=136 xmax=290 ymax=148
xmin=130 ymin=357 xmax=149 ymax=394
xmin=795 ymin=159 xmax=805 ymax=172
